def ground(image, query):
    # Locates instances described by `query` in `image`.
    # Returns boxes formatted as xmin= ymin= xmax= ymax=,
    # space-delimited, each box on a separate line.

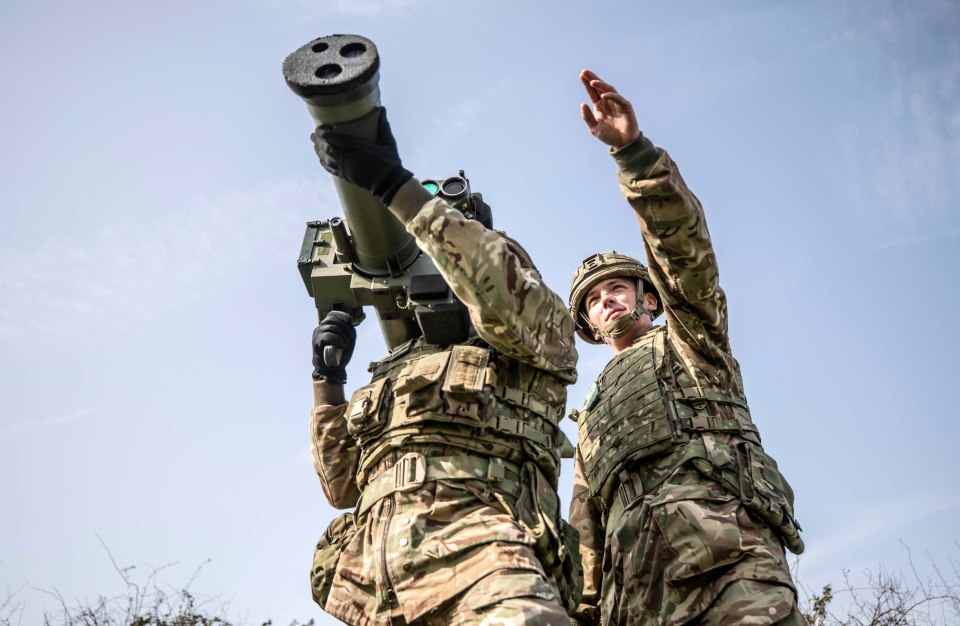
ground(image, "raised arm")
xmin=312 ymin=108 xmax=578 ymax=382
xmin=388 ymin=181 xmax=577 ymax=380
xmin=581 ymin=70 xmax=732 ymax=375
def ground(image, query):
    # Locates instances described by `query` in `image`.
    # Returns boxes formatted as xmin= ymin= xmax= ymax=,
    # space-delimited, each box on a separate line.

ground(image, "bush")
xmin=800 ymin=543 xmax=960 ymax=626
xmin=0 ymin=540 xmax=314 ymax=626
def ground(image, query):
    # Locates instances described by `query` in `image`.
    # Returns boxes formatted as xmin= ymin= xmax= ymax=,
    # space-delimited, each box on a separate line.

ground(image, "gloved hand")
xmin=311 ymin=107 xmax=413 ymax=205
xmin=311 ymin=311 xmax=357 ymax=384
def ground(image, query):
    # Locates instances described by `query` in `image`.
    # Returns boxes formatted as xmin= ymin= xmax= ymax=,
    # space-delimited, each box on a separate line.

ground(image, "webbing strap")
xmin=489 ymin=412 xmax=553 ymax=448
xmin=669 ymin=387 xmax=749 ymax=411
xmin=356 ymin=453 xmax=522 ymax=517
xmin=586 ymin=411 xmax=756 ymax=501
xmin=677 ymin=415 xmax=758 ymax=435
xmin=493 ymin=385 xmax=555 ymax=420
xmin=376 ymin=404 xmax=558 ymax=449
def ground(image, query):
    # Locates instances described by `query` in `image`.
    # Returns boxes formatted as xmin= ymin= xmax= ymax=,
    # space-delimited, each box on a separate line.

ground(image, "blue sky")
xmin=1 ymin=1 xmax=958 ymax=624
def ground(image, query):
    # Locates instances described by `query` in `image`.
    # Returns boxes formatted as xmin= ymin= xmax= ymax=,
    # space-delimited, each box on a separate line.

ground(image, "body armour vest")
xmin=576 ymin=326 xmax=804 ymax=554
xmin=345 ymin=334 xmax=571 ymax=489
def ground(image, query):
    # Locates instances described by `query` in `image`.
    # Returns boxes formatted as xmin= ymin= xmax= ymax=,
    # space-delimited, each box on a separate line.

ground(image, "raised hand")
xmin=579 ymin=69 xmax=640 ymax=149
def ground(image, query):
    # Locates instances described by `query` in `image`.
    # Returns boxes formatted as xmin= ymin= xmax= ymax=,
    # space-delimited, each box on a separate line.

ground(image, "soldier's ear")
xmin=643 ymin=292 xmax=658 ymax=312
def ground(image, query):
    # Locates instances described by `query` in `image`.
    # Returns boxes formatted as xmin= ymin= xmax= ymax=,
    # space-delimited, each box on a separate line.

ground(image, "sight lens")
xmin=441 ymin=178 xmax=466 ymax=195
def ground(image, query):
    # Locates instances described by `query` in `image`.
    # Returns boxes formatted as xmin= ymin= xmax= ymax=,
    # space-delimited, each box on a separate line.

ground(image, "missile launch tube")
xmin=282 ymin=35 xmax=420 ymax=278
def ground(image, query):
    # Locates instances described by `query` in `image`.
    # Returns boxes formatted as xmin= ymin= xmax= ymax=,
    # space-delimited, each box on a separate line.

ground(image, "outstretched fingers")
xmin=580 ymin=69 xmax=602 ymax=104
xmin=587 ymin=76 xmax=619 ymax=98
xmin=581 ymin=102 xmax=599 ymax=132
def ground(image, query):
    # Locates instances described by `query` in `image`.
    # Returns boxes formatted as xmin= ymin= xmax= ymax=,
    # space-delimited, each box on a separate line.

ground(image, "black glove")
xmin=311 ymin=311 xmax=357 ymax=384
xmin=311 ymin=107 xmax=413 ymax=205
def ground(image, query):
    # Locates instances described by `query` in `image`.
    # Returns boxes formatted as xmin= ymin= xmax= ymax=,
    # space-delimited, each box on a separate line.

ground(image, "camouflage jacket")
xmin=569 ymin=136 xmax=747 ymax=622
xmin=312 ymin=179 xmax=579 ymax=508
xmin=309 ymin=180 xmax=579 ymax=623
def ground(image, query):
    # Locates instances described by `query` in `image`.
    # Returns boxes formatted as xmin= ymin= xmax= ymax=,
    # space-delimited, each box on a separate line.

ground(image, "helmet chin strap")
xmin=594 ymin=305 xmax=647 ymax=340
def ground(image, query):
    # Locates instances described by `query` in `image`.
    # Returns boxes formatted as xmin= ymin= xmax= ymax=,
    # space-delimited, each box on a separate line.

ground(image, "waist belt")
xmin=356 ymin=452 xmax=522 ymax=517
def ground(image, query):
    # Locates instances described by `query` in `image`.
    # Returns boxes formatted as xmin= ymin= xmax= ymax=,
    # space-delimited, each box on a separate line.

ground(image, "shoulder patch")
xmin=582 ymin=381 xmax=600 ymax=413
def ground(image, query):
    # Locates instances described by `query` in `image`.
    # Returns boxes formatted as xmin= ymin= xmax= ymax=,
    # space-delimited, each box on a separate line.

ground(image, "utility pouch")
xmin=310 ymin=512 xmax=357 ymax=608
xmin=394 ymin=351 xmax=450 ymax=416
xmin=739 ymin=442 xmax=805 ymax=554
xmin=344 ymin=378 xmax=388 ymax=436
xmin=515 ymin=462 xmax=583 ymax=615
xmin=693 ymin=441 xmax=804 ymax=555
xmin=442 ymin=345 xmax=489 ymax=395
xmin=441 ymin=345 xmax=490 ymax=420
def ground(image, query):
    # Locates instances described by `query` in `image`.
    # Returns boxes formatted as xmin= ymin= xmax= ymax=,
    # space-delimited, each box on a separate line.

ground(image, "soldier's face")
xmin=585 ymin=277 xmax=655 ymax=350
xmin=585 ymin=278 xmax=639 ymax=331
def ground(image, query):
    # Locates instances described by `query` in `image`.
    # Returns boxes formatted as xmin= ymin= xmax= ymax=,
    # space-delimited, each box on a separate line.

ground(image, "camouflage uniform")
xmin=310 ymin=179 xmax=580 ymax=626
xmin=569 ymin=136 xmax=806 ymax=626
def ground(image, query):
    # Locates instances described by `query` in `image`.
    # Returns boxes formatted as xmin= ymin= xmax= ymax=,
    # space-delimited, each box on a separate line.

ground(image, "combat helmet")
xmin=568 ymin=251 xmax=663 ymax=344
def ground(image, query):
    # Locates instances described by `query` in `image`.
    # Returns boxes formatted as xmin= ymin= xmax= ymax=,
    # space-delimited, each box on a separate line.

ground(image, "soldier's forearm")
xmin=311 ymin=383 xmax=360 ymax=509
xmin=616 ymin=143 xmax=723 ymax=310
xmin=313 ymin=380 xmax=346 ymax=406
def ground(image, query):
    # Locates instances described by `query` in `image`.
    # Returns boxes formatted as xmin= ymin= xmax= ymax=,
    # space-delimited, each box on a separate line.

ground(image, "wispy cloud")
xmin=0 ymin=176 xmax=335 ymax=350
xmin=827 ymin=1 xmax=960 ymax=249
xmin=864 ymin=229 xmax=960 ymax=254
xmin=0 ymin=407 xmax=101 ymax=440
xmin=798 ymin=493 xmax=960 ymax=580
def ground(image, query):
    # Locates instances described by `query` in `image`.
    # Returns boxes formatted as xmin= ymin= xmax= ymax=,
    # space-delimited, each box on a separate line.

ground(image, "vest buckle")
xmin=616 ymin=470 xmax=645 ymax=509
xmin=393 ymin=452 xmax=427 ymax=492
xmin=486 ymin=457 xmax=507 ymax=483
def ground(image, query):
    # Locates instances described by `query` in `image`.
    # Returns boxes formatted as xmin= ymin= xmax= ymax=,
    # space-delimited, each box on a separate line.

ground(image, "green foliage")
xmin=803 ymin=583 xmax=834 ymax=626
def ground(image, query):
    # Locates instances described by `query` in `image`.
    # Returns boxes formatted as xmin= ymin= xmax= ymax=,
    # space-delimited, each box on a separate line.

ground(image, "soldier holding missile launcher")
xmin=284 ymin=36 xmax=581 ymax=625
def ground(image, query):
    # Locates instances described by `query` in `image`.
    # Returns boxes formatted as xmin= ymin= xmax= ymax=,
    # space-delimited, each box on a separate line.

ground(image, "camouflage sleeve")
xmin=387 ymin=179 xmax=578 ymax=383
xmin=310 ymin=381 xmax=361 ymax=509
xmin=611 ymin=136 xmax=734 ymax=373
xmin=569 ymin=449 xmax=604 ymax=625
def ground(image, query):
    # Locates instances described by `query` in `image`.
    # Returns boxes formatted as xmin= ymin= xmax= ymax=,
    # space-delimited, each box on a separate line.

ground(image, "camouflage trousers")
xmin=321 ymin=480 xmax=568 ymax=626
xmin=601 ymin=466 xmax=805 ymax=626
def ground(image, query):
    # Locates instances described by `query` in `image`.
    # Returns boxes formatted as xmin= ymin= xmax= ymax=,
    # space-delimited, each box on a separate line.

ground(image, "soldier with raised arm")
xmin=567 ymin=70 xmax=806 ymax=626
xmin=307 ymin=107 xmax=581 ymax=625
